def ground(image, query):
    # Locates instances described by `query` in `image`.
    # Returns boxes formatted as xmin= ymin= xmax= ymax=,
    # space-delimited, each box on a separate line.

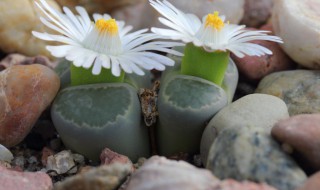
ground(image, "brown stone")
xmin=0 ymin=64 xmax=60 ymax=147
xmin=100 ymin=148 xmax=133 ymax=167
xmin=0 ymin=165 xmax=53 ymax=190
xmin=241 ymin=0 xmax=273 ymax=28
xmin=272 ymin=114 xmax=320 ymax=173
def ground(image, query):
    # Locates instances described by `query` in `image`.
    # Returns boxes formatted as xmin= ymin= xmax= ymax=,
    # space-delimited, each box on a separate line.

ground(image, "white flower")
xmin=32 ymin=0 xmax=183 ymax=76
xmin=149 ymin=0 xmax=283 ymax=58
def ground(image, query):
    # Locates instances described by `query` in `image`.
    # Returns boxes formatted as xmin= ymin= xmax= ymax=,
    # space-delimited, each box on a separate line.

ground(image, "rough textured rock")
xmin=46 ymin=150 xmax=77 ymax=175
xmin=0 ymin=144 xmax=13 ymax=162
xmin=207 ymin=126 xmax=307 ymax=190
xmin=272 ymin=114 xmax=320 ymax=173
xmin=231 ymin=25 xmax=294 ymax=82
xmin=0 ymin=0 xmax=60 ymax=58
xmin=296 ymin=172 xmax=320 ymax=190
xmin=201 ymin=94 xmax=289 ymax=164
xmin=0 ymin=165 xmax=53 ymax=190
xmin=0 ymin=54 xmax=58 ymax=72
xmin=126 ymin=156 xmax=219 ymax=190
xmin=0 ymin=64 xmax=60 ymax=147
xmin=54 ymin=163 xmax=132 ymax=190
xmin=241 ymin=0 xmax=273 ymax=27
xmin=256 ymin=70 xmax=320 ymax=115
xmin=272 ymin=0 xmax=320 ymax=69
xmin=100 ymin=148 xmax=133 ymax=167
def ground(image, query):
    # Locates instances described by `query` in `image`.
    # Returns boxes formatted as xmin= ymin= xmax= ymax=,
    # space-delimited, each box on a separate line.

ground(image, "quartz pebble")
xmin=126 ymin=156 xmax=219 ymax=190
xmin=272 ymin=114 xmax=320 ymax=173
xmin=0 ymin=165 xmax=53 ymax=190
xmin=206 ymin=126 xmax=307 ymax=190
xmin=0 ymin=64 xmax=60 ymax=147
xmin=201 ymin=94 xmax=289 ymax=164
xmin=0 ymin=144 xmax=13 ymax=162
xmin=0 ymin=0 xmax=60 ymax=58
xmin=256 ymin=70 xmax=320 ymax=115
xmin=46 ymin=150 xmax=77 ymax=175
xmin=54 ymin=163 xmax=132 ymax=190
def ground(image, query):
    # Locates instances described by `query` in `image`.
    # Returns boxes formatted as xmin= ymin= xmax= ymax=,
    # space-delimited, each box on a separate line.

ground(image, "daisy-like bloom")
xmin=149 ymin=0 xmax=283 ymax=58
xmin=32 ymin=0 xmax=183 ymax=78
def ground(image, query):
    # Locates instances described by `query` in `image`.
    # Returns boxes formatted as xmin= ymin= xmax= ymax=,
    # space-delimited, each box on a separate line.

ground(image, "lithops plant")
xmin=272 ymin=0 xmax=320 ymax=69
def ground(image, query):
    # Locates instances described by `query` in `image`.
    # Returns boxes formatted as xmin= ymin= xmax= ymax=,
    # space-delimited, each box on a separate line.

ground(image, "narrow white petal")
xmin=46 ymin=45 xmax=73 ymax=57
xmin=92 ymin=59 xmax=102 ymax=75
xmin=82 ymin=53 xmax=97 ymax=69
xmin=110 ymin=57 xmax=121 ymax=77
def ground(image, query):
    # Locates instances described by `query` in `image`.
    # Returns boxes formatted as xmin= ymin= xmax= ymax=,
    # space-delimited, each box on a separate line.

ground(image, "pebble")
xmin=100 ymin=148 xmax=133 ymax=167
xmin=41 ymin=147 xmax=54 ymax=166
xmin=0 ymin=0 xmax=60 ymax=58
xmin=241 ymin=0 xmax=273 ymax=27
xmin=54 ymin=163 xmax=132 ymax=190
xmin=272 ymin=0 xmax=320 ymax=69
xmin=0 ymin=144 xmax=13 ymax=162
xmin=0 ymin=165 xmax=53 ymax=190
xmin=296 ymin=172 xmax=320 ymax=190
xmin=0 ymin=54 xmax=57 ymax=72
xmin=256 ymin=70 xmax=320 ymax=115
xmin=126 ymin=156 xmax=220 ymax=190
xmin=272 ymin=114 xmax=320 ymax=173
xmin=46 ymin=150 xmax=77 ymax=176
xmin=206 ymin=126 xmax=307 ymax=190
xmin=0 ymin=64 xmax=60 ymax=147
xmin=12 ymin=156 xmax=26 ymax=170
xmin=212 ymin=179 xmax=277 ymax=190
xmin=201 ymin=94 xmax=289 ymax=164
xmin=231 ymin=25 xmax=294 ymax=82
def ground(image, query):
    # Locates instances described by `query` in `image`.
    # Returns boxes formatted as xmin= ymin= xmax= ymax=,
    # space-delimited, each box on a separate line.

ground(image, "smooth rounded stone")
xmin=272 ymin=0 xmax=320 ymax=69
xmin=0 ymin=165 xmax=53 ymax=190
xmin=46 ymin=150 xmax=77 ymax=175
xmin=296 ymin=172 xmax=320 ymax=190
xmin=169 ymin=0 xmax=245 ymax=24
xmin=0 ymin=64 xmax=60 ymax=147
xmin=231 ymin=27 xmax=294 ymax=82
xmin=157 ymin=74 xmax=228 ymax=156
xmin=272 ymin=114 xmax=320 ymax=173
xmin=51 ymin=83 xmax=150 ymax=162
xmin=126 ymin=156 xmax=219 ymax=190
xmin=241 ymin=0 xmax=273 ymax=27
xmin=0 ymin=54 xmax=57 ymax=72
xmin=54 ymin=163 xmax=132 ymax=190
xmin=206 ymin=126 xmax=307 ymax=190
xmin=201 ymin=94 xmax=289 ymax=165
xmin=0 ymin=0 xmax=60 ymax=58
xmin=0 ymin=144 xmax=13 ymax=162
xmin=255 ymin=70 xmax=320 ymax=115
xmin=212 ymin=180 xmax=277 ymax=190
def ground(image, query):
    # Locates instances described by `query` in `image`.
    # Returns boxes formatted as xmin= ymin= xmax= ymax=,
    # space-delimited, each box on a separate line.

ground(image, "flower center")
xmin=205 ymin=11 xmax=224 ymax=31
xmin=95 ymin=18 xmax=118 ymax=35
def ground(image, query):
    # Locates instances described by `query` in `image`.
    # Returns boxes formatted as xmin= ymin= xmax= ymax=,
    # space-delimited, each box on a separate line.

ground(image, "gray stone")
xmin=256 ymin=70 xmax=320 ymax=115
xmin=47 ymin=150 xmax=77 ymax=176
xmin=206 ymin=126 xmax=307 ymax=190
xmin=201 ymin=94 xmax=289 ymax=164
xmin=0 ymin=144 xmax=13 ymax=162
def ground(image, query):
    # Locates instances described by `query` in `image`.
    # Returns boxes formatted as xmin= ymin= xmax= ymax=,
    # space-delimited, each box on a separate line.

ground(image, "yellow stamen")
xmin=95 ymin=18 xmax=118 ymax=35
xmin=205 ymin=11 xmax=224 ymax=31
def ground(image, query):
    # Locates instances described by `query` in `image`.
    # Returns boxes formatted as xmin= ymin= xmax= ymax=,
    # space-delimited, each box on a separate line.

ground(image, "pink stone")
xmin=296 ymin=172 xmax=320 ymax=190
xmin=41 ymin=147 xmax=54 ymax=166
xmin=0 ymin=64 xmax=60 ymax=147
xmin=0 ymin=165 xmax=53 ymax=190
xmin=272 ymin=114 xmax=320 ymax=173
xmin=100 ymin=148 xmax=133 ymax=166
xmin=231 ymin=25 xmax=294 ymax=82
xmin=214 ymin=180 xmax=277 ymax=190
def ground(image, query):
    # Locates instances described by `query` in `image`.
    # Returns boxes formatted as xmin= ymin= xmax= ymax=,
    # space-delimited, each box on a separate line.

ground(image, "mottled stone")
xmin=126 ymin=156 xmax=219 ymax=190
xmin=207 ymin=126 xmax=307 ymax=190
xmin=256 ymin=70 xmax=320 ymax=115
xmin=296 ymin=172 xmax=320 ymax=190
xmin=0 ymin=0 xmax=60 ymax=58
xmin=100 ymin=148 xmax=133 ymax=167
xmin=201 ymin=94 xmax=289 ymax=164
xmin=0 ymin=144 xmax=13 ymax=162
xmin=41 ymin=147 xmax=54 ymax=166
xmin=212 ymin=180 xmax=277 ymax=190
xmin=54 ymin=163 xmax=132 ymax=190
xmin=272 ymin=114 xmax=320 ymax=173
xmin=272 ymin=0 xmax=320 ymax=69
xmin=0 ymin=165 xmax=53 ymax=190
xmin=0 ymin=54 xmax=58 ymax=72
xmin=0 ymin=64 xmax=60 ymax=147
xmin=46 ymin=150 xmax=77 ymax=176
xmin=231 ymin=26 xmax=294 ymax=82
xmin=241 ymin=0 xmax=273 ymax=27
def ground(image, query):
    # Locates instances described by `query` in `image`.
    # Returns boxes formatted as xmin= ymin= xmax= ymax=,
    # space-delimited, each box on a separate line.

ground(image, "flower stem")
xmin=70 ymin=64 xmax=125 ymax=86
xmin=181 ymin=43 xmax=229 ymax=86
